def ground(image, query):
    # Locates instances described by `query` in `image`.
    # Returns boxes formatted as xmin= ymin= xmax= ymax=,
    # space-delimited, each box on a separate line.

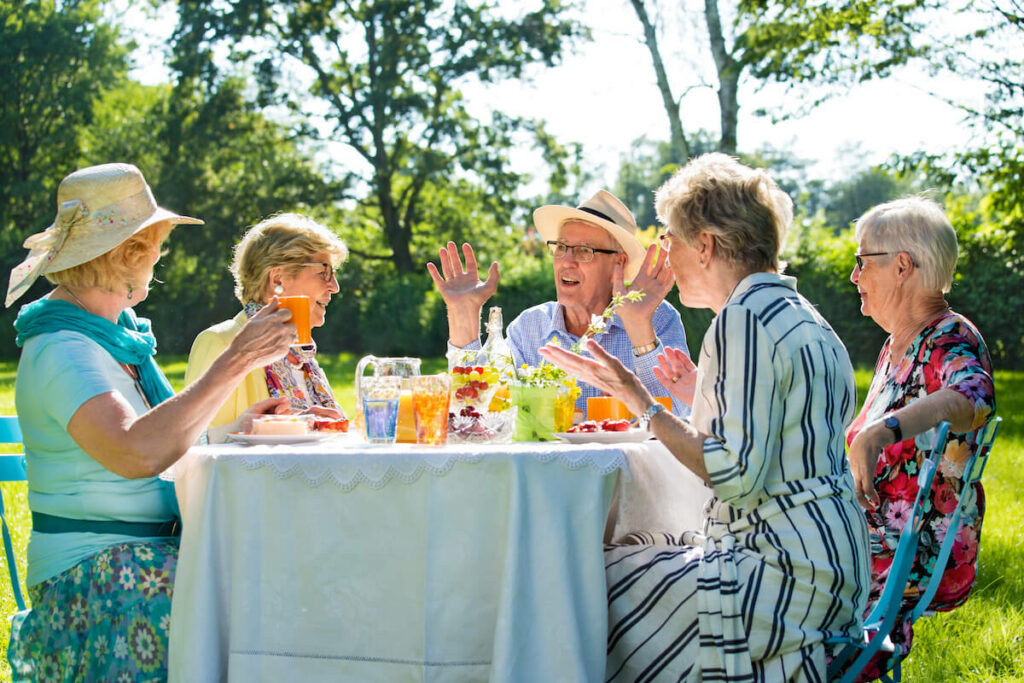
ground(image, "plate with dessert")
xmin=554 ymin=419 xmax=652 ymax=444
xmin=228 ymin=415 xmax=349 ymax=446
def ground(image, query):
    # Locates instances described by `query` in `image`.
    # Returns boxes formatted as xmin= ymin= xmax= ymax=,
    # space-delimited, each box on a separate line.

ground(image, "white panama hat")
xmin=533 ymin=189 xmax=647 ymax=280
xmin=6 ymin=163 xmax=203 ymax=307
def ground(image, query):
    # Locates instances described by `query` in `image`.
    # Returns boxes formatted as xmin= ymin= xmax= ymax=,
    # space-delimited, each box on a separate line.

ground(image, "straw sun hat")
xmin=5 ymin=163 xmax=203 ymax=307
xmin=533 ymin=189 xmax=647 ymax=281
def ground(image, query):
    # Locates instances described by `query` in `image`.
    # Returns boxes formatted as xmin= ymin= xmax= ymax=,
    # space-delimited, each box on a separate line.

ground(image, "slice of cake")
xmin=251 ymin=415 xmax=311 ymax=435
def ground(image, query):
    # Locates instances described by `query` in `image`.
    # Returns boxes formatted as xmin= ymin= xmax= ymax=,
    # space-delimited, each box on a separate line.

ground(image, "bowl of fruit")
xmin=450 ymin=365 xmax=500 ymax=410
xmin=447 ymin=405 xmax=517 ymax=444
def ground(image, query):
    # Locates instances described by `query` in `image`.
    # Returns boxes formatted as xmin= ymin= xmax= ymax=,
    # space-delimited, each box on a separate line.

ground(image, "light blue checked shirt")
xmin=448 ymin=300 xmax=691 ymax=417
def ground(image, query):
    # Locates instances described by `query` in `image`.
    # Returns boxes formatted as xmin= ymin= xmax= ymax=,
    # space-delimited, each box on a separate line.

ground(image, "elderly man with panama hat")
xmin=427 ymin=189 xmax=690 ymax=415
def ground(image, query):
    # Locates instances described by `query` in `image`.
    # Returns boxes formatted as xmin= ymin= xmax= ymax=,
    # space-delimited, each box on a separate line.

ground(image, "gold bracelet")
xmin=632 ymin=337 xmax=660 ymax=357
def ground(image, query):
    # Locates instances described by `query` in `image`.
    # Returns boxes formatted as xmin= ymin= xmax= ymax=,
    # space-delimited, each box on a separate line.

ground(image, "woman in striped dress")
xmin=540 ymin=153 xmax=870 ymax=682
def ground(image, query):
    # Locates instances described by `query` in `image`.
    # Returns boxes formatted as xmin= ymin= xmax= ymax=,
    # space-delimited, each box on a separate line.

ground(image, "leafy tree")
xmin=169 ymin=0 xmax=586 ymax=273
xmin=625 ymin=0 xmax=931 ymax=156
xmin=0 ymin=0 xmax=127 ymax=272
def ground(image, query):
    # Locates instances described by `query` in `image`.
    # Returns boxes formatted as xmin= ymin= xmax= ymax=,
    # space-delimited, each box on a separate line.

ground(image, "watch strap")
xmin=884 ymin=416 xmax=902 ymax=444
xmin=632 ymin=337 xmax=661 ymax=357
xmin=639 ymin=402 xmax=666 ymax=429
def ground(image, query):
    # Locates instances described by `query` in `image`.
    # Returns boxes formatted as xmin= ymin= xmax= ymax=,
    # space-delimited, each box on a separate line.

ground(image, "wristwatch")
xmin=883 ymin=415 xmax=902 ymax=444
xmin=639 ymin=402 xmax=666 ymax=430
xmin=632 ymin=337 xmax=661 ymax=357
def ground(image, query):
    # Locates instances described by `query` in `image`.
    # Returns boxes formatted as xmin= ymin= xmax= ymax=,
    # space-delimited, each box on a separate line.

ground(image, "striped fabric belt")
xmin=31 ymin=512 xmax=181 ymax=538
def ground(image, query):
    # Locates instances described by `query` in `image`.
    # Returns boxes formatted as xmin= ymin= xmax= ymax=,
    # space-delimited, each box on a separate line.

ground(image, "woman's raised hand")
xmin=539 ymin=339 xmax=652 ymax=417
xmin=652 ymin=347 xmax=697 ymax=406
xmin=229 ymin=299 xmax=296 ymax=369
xmin=426 ymin=242 xmax=500 ymax=347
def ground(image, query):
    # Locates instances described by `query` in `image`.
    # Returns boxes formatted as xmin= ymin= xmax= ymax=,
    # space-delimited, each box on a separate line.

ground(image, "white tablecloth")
xmin=170 ymin=436 xmax=711 ymax=682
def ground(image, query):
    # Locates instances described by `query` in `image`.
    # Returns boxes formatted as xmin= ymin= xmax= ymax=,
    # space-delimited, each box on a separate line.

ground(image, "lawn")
xmin=1 ymin=358 xmax=1022 ymax=681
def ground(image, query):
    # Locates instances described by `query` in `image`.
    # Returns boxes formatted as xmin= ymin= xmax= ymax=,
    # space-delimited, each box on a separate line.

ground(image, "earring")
xmin=126 ymin=283 xmax=134 ymax=300
xmin=698 ymin=259 xmax=705 ymax=266
xmin=273 ymin=284 xmax=284 ymax=295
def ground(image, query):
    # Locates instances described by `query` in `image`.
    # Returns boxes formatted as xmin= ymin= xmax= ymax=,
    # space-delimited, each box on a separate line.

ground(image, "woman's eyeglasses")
xmin=301 ymin=262 xmax=336 ymax=282
xmin=658 ymin=233 xmax=673 ymax=249
xmin=854 ymin=252 xmax=891 ymax=270
xmin=546 ymin=241 xmax=620 ymax=262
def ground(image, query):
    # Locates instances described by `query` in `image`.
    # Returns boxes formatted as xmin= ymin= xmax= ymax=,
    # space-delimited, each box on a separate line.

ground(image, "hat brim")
xmin=42 ymin=207 xmax=203 ymax=274
xmin=534 ymin=206 xmax=647 ymax=280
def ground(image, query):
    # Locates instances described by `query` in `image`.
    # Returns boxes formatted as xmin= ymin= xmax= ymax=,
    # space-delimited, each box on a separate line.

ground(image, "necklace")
xmin=60 ymin=286 xmax=91 ymax=313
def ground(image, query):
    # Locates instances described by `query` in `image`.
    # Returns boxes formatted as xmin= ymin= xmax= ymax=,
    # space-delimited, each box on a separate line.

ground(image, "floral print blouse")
xmin=847 ymin=310 xmax=995 ymax=618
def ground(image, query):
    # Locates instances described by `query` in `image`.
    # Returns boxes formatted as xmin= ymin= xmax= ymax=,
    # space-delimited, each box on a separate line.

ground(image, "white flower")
xmin=589 ymin=314 xmax=606 ymax=332
xmin=118 ymin=566 xmax=136 ymax=591
xmin=114 ymin=635 xmax=130 ymax=659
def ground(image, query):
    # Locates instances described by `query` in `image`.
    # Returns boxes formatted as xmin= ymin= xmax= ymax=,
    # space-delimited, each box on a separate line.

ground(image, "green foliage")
xmin=945 ymin=195 xmax=1024 ymax=368
xmin=171 ymin=0 xmax=586 ymax=272
xmin=0 ymin=0 xmax=129 ymax=317
xmin=737 ymin=0 xmax=930 ymax=89
xmin=784 ymin=217 xmax=889 ymax=364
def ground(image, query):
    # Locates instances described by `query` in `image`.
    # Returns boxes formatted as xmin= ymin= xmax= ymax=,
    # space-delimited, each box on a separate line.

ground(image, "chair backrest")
xmin=908 ymin=416 xmax=1002 ymax=623
xmin=828 ymin=421 xmax=951 ymax=683
xmin=0 ymin=415 xmax=28 ymax=612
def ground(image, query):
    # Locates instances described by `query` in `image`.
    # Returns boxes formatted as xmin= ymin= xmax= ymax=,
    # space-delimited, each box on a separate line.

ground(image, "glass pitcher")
xmin=354 ymin=356 xmax=422 ymax=442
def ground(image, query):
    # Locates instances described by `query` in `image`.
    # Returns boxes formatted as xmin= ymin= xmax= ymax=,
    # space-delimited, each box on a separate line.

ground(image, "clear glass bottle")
xmin=481 ymin=307 xmax=515 ymax=410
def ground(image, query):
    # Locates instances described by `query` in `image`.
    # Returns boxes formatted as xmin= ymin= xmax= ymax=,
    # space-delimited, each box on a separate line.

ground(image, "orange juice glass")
xmin=412 ymin=374 xmax=452 ymax=446
xmin=396 ymin=389 xmax=416 ymax=443
xmin=278 ymin=295 xmax=312 ymax=345
xmin=587 ymin=396 xmax=612 ymax=422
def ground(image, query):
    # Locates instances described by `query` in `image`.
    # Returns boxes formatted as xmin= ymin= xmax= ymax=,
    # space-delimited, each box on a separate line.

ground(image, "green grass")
xmin=1 ymin=359 xmax=1022 ymax=681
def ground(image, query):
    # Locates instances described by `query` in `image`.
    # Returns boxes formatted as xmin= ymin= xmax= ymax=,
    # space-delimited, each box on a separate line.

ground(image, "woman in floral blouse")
xmin=846 ymin=196 xmax=996 ymax=679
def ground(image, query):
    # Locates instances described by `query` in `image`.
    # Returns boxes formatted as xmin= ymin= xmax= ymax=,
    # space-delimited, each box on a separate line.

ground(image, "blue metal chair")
xmin=827 ymin=421 xmax=951 ymax=683
xmin=828 ymin=417 xmax=1002 ymax=683
xmin=1 ymin=415 xmax=28 ymax=612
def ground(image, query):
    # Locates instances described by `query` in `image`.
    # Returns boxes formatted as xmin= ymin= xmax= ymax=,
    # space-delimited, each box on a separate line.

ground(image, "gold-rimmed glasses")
xmin=301 ymin=262 xmax=336 ymax=282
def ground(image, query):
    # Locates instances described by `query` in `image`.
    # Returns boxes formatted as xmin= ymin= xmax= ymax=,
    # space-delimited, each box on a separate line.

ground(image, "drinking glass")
xmin=278 ymin=295 xmax=312 ymax=345
xmin=361 ymin=375 xmax=402 ymax=444
xmin=412 ymin=374 xmax=452 ymax=446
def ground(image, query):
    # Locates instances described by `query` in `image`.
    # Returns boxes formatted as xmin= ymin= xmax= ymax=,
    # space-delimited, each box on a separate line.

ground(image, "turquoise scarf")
xmin=14 ymin=297 xmax=174 ymax=407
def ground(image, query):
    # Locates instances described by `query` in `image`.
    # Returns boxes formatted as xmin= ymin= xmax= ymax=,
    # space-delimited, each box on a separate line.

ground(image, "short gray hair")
xmin=855 ymin=196 xmax=958 ymax=293
xmin=655 ymin=153 xmax=792 ymax=274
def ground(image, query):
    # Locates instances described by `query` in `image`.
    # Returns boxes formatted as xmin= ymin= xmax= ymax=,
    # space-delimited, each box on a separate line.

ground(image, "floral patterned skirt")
xmin=7 ymin=540 xmax=179 ymax=683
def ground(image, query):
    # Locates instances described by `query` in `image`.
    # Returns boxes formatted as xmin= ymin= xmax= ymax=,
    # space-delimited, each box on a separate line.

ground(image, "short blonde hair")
xmin=46 ymin=221 xmax=173 ymax=294
xmin=854 ymin=196 xmax=958 ymax=293
xmin=232 ymin=213 xmax=348 ymax=304
xmin=655 ymin=153 xmax=792 ymax=273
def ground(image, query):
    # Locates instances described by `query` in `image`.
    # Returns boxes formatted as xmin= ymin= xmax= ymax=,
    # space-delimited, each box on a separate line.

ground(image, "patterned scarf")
xmin=243 ymin=303 xmax=340 ymax=413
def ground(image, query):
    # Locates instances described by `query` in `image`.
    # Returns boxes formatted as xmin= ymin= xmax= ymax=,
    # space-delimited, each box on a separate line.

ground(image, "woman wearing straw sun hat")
xmin=5 ymin=163 xmax=296 ymax=680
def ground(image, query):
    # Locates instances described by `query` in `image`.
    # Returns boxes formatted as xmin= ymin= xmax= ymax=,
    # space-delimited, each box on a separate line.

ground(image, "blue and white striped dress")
xmin=606 ymin=273 xmax=870 ymax=682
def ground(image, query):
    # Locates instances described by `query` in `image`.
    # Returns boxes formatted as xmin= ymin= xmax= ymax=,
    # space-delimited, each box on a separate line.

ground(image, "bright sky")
xmin=121 ymin=0 xmax=987 ymax=196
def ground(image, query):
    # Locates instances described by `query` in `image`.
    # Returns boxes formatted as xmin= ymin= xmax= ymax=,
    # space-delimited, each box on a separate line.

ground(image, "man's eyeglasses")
xmin=301 ymin=262 xmax=336 ymax=282
xmin=854 ymin=252 xmax=891 ymax=270
xmin=546 ymin=241 xmax=620 ymax=262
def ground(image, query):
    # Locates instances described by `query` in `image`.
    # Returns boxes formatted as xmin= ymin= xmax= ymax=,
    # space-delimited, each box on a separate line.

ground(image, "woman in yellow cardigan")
xmin=185 ymin=213 xmax=348 ymax=428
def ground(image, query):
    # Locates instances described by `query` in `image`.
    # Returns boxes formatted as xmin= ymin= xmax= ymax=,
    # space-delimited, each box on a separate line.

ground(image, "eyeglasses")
xmin=658 ymin=233 xmax=673 ymax=250
xmin=546 ymin=241 xmax=620 ymax=262
xmin=301 ymin=262 xmax=336 ymax=282
xmin=854 ymin=252 xmax=891 ymax=270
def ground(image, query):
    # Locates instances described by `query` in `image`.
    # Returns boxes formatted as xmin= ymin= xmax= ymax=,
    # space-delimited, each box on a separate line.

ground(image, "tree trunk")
xmin=376 ymin=175 xmax=415 ymax=273
xmin=630 ymin=0 xmax=690 ymax=161
xmin=704 ymin=0 xmax=738 ymax=153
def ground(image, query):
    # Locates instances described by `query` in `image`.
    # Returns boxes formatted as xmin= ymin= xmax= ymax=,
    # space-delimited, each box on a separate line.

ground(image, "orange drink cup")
xmin=396 ymin=389 xmax=416 ymax=443
xmin=412 ymin=374 xmax=452 ymax=446
xmin=587 ymin=396 xmax=612 ymax=422
xmin=278 ymin=295 xmax=312 ymax=345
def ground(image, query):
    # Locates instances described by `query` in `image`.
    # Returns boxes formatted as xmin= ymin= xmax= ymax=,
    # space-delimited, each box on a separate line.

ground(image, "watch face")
xmin=885 ymin=416 xmax=899 ymax=429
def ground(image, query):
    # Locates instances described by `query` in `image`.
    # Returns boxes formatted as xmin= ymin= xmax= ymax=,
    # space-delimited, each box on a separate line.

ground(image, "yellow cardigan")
xmin=185 ymin=311 xmax=270 ymax=428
